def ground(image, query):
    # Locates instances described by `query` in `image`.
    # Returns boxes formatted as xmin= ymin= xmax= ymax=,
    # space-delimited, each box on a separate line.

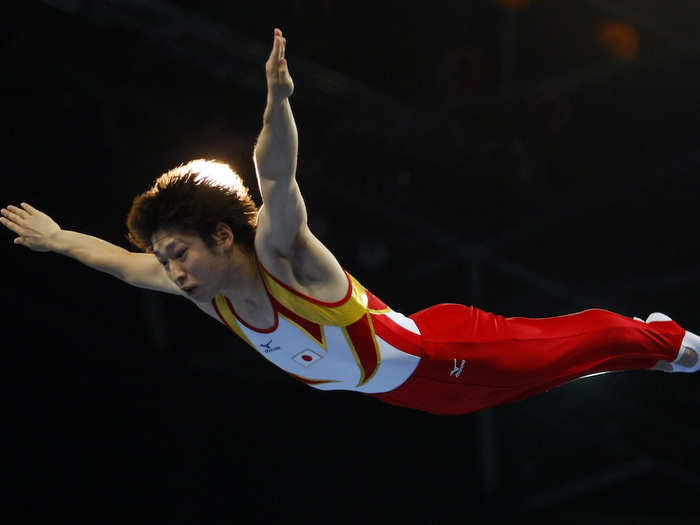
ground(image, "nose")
xmin=169 ymin=261 xmax=187 ymax=285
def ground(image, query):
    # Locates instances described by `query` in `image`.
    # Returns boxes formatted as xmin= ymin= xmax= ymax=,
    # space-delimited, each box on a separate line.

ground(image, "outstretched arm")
xmin=253 ymin=28 xmax=305 ymax=256
xmin=252 ymin=29 xmax=346 ymax=296
xmin=1 ymin=203 xmax=183 ymax=295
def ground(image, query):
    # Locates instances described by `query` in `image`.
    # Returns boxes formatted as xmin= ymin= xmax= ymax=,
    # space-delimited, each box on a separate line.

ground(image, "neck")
xmin=220 ymin=248 xmax=266 ymax=304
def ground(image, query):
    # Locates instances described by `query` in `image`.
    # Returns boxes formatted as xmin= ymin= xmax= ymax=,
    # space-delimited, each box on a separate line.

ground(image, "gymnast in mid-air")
xmin=2 ymin=28 xmax=697 ymax=415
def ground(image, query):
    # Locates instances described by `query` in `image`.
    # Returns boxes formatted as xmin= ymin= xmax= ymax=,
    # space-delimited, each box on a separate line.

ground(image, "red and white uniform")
xmin=211 ymin=264 xmax=422 ymax=393
xmin=212 ymin=265 xmax=687 ymax=415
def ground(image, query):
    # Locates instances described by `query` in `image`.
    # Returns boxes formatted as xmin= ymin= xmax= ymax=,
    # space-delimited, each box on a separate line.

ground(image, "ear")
xmin=212 ymin=222 xmax=235 ymax=249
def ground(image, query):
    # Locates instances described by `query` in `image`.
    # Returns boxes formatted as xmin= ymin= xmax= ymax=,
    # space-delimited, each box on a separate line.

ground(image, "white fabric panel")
xmin=236 ymin=310 xmax=420 ymax=393
xmin=384 ymin=309 xmax=420 ymax=335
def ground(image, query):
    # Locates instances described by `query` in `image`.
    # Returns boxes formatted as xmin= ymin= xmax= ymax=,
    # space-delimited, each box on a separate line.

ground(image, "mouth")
xmin=183 ymin=286 xmax=197 ymax=295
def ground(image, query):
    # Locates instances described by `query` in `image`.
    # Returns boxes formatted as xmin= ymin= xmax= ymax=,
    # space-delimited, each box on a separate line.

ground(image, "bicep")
xmin=256 ymin=175 xmax=346 ymax=296
xmin=258 ymin=219 xmax=348 ymax=302
xmin=256 ymin=176 xmax=308 ymax=256
xmin=121 ymin=253 xmax=184 ymax=296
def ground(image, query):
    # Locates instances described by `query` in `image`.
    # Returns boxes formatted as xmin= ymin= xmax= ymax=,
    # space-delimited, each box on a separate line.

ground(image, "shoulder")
xmin=255 ymin=225 xmax=349 ymax=303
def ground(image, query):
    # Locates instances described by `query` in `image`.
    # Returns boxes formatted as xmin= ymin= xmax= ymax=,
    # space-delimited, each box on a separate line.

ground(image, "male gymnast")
xmin=2 ymin=28 xmax=698 ymax=415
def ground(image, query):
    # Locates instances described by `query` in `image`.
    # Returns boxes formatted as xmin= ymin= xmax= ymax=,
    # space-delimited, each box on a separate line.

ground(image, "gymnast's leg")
xmin=376 ymin=306 xmax=699 ymax=415
xmin=411 ymin=305 xmax=699 ymax=385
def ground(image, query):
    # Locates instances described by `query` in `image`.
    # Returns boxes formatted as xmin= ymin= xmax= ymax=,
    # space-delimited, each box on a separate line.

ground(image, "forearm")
xmin=254 ymin=97 xmax=299 ymax=180
xmin=49 ymin=230 xmax=131 ymax=280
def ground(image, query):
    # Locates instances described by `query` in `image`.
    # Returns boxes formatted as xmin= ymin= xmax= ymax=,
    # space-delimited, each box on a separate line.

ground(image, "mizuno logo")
xmin=450 ymin=359 xmax=466 ymax=378
xmin=260 ymin=339 xmax=281 ymax=353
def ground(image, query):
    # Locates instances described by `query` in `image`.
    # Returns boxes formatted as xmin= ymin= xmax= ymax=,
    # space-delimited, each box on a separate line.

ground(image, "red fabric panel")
xmin=366 ymin=290 xmax=389 ymax=310
xmin=269 ymin=293 xmax=324 ymax=345
xmin=370 ymin=313 xmax=422 ymax=358
xmin=371 ymin=304 xmax=685 ymax=416
xmin=345 ymin=314 xmax=380 ymax=386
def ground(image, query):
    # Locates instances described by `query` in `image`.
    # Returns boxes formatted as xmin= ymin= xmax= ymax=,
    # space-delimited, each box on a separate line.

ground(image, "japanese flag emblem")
xmin=293 ymin=349 xmax=323 ymax=368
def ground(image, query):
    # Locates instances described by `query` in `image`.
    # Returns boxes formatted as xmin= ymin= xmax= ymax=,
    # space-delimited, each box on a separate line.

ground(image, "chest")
xmin=236 ymin=314 xmax=376 ymax=389
xmin=196 ymin=261 xmax=422 ymax=393
xmin=196 ymin=294 xmax=276 ymax=330
xmin=222 ymin=307 xmax=422 ymax=394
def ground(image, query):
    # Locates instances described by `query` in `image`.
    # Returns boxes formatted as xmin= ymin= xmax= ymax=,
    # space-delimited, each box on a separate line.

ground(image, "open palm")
xmin=1 ymin=203 xmax=61 ymax=252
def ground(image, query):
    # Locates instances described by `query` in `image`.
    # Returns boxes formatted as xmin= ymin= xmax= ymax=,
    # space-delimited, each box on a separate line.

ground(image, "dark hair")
xmin=126 ymin=159 xmax=258 ymax=253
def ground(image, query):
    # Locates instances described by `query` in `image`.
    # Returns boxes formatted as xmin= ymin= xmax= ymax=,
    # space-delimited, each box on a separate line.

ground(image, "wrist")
xmin=47 ymin=229 xmax=67 ymax=253
xmin=265 ymin=93 xmax=288 ymax=109
xmin=263 ymin=99 xmax=286 ymax=125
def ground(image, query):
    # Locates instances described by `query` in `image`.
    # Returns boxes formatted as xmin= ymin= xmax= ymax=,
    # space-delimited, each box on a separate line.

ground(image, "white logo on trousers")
xmin=450 ymin=359 xmax=466 ymax=378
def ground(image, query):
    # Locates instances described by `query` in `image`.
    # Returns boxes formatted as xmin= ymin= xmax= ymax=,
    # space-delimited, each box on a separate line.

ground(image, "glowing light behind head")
xmin=187 ymin=159 xmax=248 ymax=197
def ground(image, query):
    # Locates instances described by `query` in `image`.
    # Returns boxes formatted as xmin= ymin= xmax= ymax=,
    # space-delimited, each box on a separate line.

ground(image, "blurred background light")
xmin=596 ymin=21 xmax=640 ymax=62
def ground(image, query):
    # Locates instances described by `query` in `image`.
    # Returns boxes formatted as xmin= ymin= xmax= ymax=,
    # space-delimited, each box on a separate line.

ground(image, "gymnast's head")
xmin=126 ymin=160 xmax=259 ymax=294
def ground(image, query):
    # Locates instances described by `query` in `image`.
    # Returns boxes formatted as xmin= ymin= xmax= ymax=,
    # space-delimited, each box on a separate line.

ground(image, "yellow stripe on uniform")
xmin=368 ymin=308 xmax=391 ymax=315
xmin=213 ymin=293 xmax=257 ymax=351
xmin=260 ymin=268 xmax=368 ymax=327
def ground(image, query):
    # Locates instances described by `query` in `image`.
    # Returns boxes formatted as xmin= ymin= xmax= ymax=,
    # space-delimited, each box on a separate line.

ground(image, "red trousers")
xmin=371 ymin=304 xmax=685 ymax=415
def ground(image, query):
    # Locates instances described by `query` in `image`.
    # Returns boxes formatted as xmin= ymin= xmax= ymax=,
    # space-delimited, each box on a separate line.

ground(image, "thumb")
xmin=14 ymin=237 xmax=23 ymax=245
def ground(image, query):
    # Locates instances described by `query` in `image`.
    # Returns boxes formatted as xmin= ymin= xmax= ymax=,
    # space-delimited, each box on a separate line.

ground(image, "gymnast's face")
xmin=151 ymin=226 xmax=233 ymax=302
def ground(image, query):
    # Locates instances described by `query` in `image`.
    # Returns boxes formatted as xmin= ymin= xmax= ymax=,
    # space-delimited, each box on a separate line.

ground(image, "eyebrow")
xmin=152 ymin=240 xmax=178 ymax=259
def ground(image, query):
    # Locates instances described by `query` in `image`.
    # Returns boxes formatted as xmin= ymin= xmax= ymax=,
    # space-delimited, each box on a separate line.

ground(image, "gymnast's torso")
xmin=194 ymin=259 xmax=423 ymax=393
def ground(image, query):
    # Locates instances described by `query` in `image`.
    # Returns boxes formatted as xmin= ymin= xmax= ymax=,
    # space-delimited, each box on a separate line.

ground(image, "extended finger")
xmin=0 ymin=215 xmax=25 ymax=235
xmin=276 ymin=35 xmax=283 ymax=62
xmin=7 ymin=205 xmax=28 ymax=218
xmin=1 ymin=207 xmax=24 ymax=223
xmin=271 ymin=29 xmax=283 ymax=58
xmin=267 ymin=38 xmax=278 ymax=64
xmin=20 ymin=202 xmax=37 ymax=214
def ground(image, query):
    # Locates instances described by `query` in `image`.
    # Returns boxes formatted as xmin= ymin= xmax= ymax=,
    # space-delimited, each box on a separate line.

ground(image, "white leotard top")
xmin=211 ymin=264 xmax=422 ymax=394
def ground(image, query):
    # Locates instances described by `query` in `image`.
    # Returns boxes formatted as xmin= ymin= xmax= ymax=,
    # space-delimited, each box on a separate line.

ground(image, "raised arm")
xmin=253 ymin=28 xmax=305 ymax=256
xmin=252 ymin=29 xmax=346 ymax=298
xmin=252 ymin=29 xmax=346 ymax=300
xmin=1 ymin=203 xmax=182 ymax=295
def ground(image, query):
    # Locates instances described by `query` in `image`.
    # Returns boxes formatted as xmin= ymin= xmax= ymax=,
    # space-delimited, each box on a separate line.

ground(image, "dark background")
xmin=4 ymin=1 xmax=700 ymax=523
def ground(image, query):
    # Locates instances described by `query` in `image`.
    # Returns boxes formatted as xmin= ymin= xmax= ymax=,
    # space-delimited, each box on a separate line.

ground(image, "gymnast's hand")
xmin=1 ymin=203 xmax=61 ymax=252
xmin=266 ymin=28 xmax=294 ymax=101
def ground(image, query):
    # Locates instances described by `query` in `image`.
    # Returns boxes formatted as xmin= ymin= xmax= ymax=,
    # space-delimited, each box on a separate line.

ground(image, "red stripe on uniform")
xmin=225 ymin=296 xmax=277 ymax=333
xmin=267 ymin=293 xmax=324 ymax=345
xmin=371 ymin=313 xmax=422 ymax=358
xmin=366 ymin=290 xmax=389 ymax=310
xmin=345 ymin=314 xmax=380 ymax=386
